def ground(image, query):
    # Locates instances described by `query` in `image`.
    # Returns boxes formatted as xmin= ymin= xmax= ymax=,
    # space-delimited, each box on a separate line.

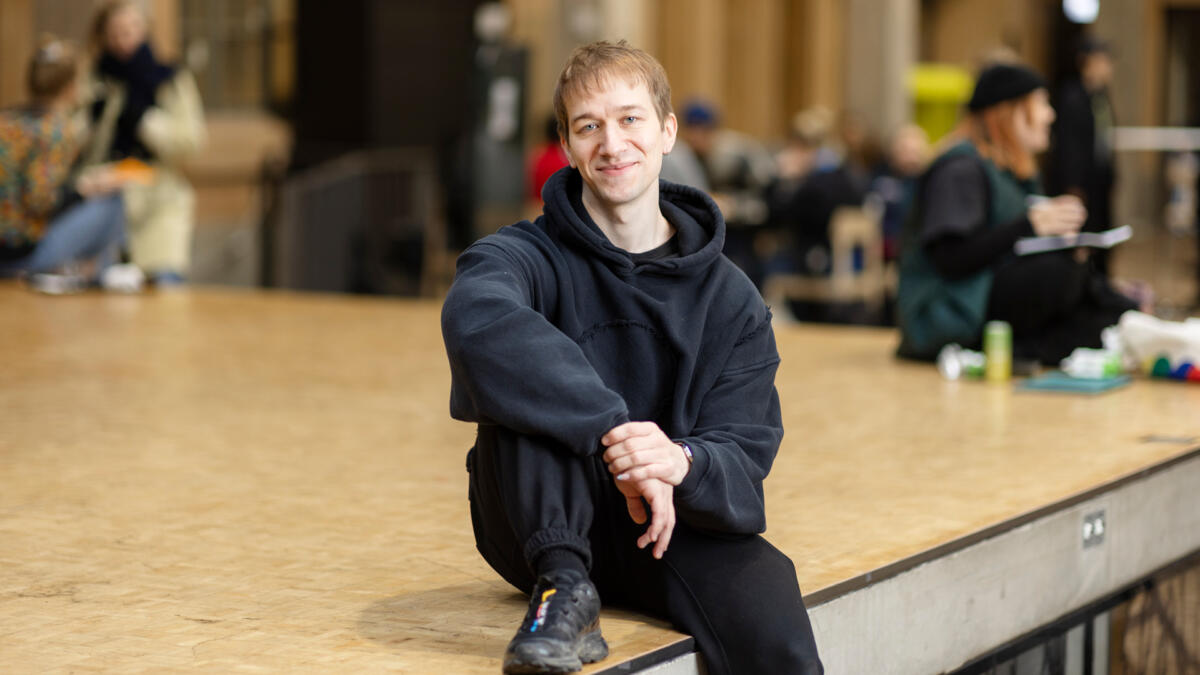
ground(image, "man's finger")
xmin=602 ymin=421 xmax=657 ymax=446
xmin=615 ymin=463 xmax=670 ymax=483
xmin=603 ymin=442 xmax=637 ymax=466
xmin=647 ymin=490 xmax=670 ymax=542
xmin=653 ymin=511 xmax=675 ymax=559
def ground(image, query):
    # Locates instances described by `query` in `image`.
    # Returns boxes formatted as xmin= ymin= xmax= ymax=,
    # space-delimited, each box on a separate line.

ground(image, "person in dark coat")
xmin=1046 ymin=36 xmax=1117 ymax=275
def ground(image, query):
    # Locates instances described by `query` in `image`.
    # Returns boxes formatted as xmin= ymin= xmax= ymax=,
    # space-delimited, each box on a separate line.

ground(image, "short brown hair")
xmin=553 ymin=40 xmax=672 ymax=139
xmin=27 ymin=35 xmax=78 ymax=102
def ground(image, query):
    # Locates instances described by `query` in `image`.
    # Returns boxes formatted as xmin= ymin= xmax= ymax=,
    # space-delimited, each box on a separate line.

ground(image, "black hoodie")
xmin=442 ymin=167 xmax=783 ymax=535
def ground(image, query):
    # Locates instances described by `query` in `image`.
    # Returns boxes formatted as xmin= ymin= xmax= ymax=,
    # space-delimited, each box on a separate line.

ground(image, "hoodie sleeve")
xmin=672 ymin=310 xmax=783 ymax=534
xmin=441 ymin=236 xmax=630 ymax=456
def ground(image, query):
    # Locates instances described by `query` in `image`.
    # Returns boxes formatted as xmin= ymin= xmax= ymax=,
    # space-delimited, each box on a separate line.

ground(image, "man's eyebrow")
xmin=569 ymin=104 xmax=649 ymax=125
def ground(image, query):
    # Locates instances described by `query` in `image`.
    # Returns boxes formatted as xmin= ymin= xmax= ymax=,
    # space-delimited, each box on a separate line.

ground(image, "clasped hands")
xmin=601 ymin=421 xmax=691 ymax=560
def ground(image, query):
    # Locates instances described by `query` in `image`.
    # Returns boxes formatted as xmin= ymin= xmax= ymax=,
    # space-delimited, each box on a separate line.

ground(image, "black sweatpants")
xmin=987 ymin=250 xmax=1136 ymax=365
xmin=467 ymin=425 xmax=824 ymax=675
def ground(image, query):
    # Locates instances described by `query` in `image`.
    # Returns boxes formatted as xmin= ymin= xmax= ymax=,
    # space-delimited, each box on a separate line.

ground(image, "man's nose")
xmin=598 ymin=125 xmax=626 ymax=155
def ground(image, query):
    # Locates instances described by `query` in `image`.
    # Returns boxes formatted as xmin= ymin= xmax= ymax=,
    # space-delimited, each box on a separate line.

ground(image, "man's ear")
xmin=661 ymin=112 xmax=678 ymax=155
xmin=560 ymin=133 xmax=577 ymax=168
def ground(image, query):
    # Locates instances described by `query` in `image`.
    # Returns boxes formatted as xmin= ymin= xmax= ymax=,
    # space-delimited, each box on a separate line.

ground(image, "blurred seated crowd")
xmin=522 ymin=40 xmax=1199 ymax=373
xmin=0 ymin=0 xmax=204 ymax=294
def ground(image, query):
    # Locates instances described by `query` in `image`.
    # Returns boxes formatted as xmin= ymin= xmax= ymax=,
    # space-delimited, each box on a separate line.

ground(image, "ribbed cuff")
xmin=524 ymin=528 xmax=592 ymax=572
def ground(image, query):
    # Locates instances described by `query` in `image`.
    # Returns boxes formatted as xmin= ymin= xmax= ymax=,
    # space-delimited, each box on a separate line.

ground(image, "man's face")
xmin=560 ymin=78 xmax=677 ymax=211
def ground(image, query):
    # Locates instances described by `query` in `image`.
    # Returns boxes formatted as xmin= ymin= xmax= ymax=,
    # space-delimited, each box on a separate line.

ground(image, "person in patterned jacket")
xmin=0 ymin=35 xmax=134 ymax=290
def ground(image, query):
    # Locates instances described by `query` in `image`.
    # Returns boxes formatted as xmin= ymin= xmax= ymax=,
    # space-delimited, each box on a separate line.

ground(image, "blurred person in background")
xmin=679 ymin=99 xmax=776 ymax=284
xmin=658 ymin=134 xmax=709 ymax=194
xmin=869 ymin=124 xmax=930 ymax=262
xmin=0 ymin=36 xmax=139 ymax=292
xmin=766 ymin=106 xmax=865 ymax=279
xmin=1046 ymin=35 xmax=1117 ymax=276
xmin=833 ymin=109 xmax=882 ymax=194
xmin=82 ymin=0 xmax=204 ymax=285
xmin=897 ymin=63 xmax=1137 ymax=364
xmin=528 ymin=113 xmax=570 ymax=205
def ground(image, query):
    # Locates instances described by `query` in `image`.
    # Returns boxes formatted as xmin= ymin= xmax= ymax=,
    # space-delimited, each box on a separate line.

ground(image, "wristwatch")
xmin=675 ymin=440 xmax=694 ymax=464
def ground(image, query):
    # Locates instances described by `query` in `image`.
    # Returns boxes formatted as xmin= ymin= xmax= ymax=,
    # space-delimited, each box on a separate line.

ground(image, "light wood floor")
xmin=2 ymin=283 xmax=1197 ymax=673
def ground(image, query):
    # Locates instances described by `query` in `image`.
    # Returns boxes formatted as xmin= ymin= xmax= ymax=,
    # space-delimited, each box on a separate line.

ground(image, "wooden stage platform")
xmin=2 ymin=284 xmax=1198 ymax=673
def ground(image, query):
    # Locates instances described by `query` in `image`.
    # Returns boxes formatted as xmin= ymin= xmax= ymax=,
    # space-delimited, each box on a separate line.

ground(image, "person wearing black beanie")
xmin=897 ymin=61 xmax=1138 ymax=365
xmin=967 ymin=63 xmax=1047 ymax=112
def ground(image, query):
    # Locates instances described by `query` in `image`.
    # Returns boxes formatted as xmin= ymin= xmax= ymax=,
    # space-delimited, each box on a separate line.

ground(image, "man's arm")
xmin=671 ymin=350 xmax=782 ymax=535
xmin=603 ymin=310 xmax=784 ymax=536
xmin=442 ymin=236 xmax=630 ymax=456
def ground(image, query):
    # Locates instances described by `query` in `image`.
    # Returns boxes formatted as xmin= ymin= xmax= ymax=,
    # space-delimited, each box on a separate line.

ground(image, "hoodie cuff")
xmin=583 ymin=409 xmax=630 ymax=456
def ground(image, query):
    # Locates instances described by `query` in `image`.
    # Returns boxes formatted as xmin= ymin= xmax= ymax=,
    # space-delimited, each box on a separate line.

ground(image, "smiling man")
xmin=442 ymin=41 xmax=822 ymax=675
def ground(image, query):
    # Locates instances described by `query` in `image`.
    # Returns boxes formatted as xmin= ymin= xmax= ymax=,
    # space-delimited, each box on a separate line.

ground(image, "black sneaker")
xmin=502 ymin=569 xmax=608 ymax=674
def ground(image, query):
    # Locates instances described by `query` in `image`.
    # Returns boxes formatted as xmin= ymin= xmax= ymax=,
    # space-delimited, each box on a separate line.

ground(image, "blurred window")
xmin=180 ymin=0 xmax=294 ymax=112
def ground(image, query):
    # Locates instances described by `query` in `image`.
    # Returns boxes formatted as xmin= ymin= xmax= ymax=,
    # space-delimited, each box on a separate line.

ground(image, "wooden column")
xmin=723 ymin=0 xmax=787 ymax=138
xmin=0 ymin=0 xmax=35 ymax=108
xmin=599 ymin=0 xmax=657 ymax=52
xmin=787 ymin=0 xmax=844 ymax=116
xmin=844 ymin=0 xmax=918 ymax=138
xmin=656 ymin=0 xmax=726 ymax=111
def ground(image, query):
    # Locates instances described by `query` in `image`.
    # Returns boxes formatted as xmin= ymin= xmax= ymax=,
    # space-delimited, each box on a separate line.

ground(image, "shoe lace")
xmin=520 ymin=578 xmax=591 ymax=635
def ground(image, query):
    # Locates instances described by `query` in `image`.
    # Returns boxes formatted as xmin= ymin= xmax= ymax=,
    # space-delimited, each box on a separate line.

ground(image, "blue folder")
xmin=1018 ymin=370 xmax=1131 ymax=394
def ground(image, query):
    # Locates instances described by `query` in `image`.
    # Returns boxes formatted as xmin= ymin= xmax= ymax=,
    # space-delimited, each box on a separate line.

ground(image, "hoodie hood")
xmin=540 ymin=167 xmax=726 ymax=276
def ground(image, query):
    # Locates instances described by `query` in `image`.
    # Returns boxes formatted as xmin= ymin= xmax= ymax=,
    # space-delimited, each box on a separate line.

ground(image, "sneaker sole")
xmin=502 ymin=630 xmax=608 ymax=674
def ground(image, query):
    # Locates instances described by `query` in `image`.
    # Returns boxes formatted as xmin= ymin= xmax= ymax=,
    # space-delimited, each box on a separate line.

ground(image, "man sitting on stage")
xmin=441 ymin=40 xmax=823 ymax=675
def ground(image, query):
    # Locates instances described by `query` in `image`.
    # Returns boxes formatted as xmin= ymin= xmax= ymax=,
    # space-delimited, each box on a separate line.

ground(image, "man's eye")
xmin=624 ymin=116 xmax=638 ymax=124
xmin=579 ymin=123 xmax=597 ymax=133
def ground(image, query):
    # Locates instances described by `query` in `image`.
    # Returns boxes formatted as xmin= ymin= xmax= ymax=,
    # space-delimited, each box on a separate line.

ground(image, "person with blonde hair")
xmin=897 ymin=62 xmax=1136 ymax=363
xmin=0 ymin=36 xmax=136 ymax=290
xmin=442 ymin=40 xmax=822 ymax=674
xmin=81 ymin=0 xmax=204 ymax=284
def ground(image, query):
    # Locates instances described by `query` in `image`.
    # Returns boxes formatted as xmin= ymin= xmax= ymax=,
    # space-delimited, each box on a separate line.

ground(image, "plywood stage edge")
xmin=2 ymin=284 xmax=1197 ymax=672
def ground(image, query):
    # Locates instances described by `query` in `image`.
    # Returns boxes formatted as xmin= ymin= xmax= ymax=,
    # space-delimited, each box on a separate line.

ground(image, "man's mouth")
xmin=598 ymin=161 xmax=636 ymax=175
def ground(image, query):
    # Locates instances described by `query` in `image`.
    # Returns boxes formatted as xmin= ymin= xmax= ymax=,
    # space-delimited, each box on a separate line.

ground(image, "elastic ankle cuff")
xmin=524 ymin=529 xmax=592 ymax=572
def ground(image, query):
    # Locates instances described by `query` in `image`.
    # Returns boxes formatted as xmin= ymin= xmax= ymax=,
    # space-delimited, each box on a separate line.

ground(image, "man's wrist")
xmin=675 ymin=440 xmax=693 ymax=467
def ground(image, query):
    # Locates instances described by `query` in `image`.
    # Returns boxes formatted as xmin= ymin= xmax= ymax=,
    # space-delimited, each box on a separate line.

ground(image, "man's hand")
xmin=611 ymin=474 xmax=675 ymax=559
xmin=603 ymin=421 xmax=690 ymax=560
xmin=602 ymin=421 xmax=690 ymax=486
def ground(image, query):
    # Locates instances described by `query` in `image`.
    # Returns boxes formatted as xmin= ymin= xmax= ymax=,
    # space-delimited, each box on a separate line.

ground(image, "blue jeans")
xmin=0 ymin=194 xmax=125 ymax=276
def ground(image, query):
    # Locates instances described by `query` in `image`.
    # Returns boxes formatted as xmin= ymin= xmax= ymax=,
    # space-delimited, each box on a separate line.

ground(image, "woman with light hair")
xmin=81 ymin=0 xmax=205 ymax=284
xmin=897 ymin=63 xmax=1137 ymax=363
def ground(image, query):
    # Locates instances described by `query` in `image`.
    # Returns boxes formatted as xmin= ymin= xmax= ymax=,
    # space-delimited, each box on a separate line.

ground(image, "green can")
xmin=984 ymin=320 xmax=1012 ymax=381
